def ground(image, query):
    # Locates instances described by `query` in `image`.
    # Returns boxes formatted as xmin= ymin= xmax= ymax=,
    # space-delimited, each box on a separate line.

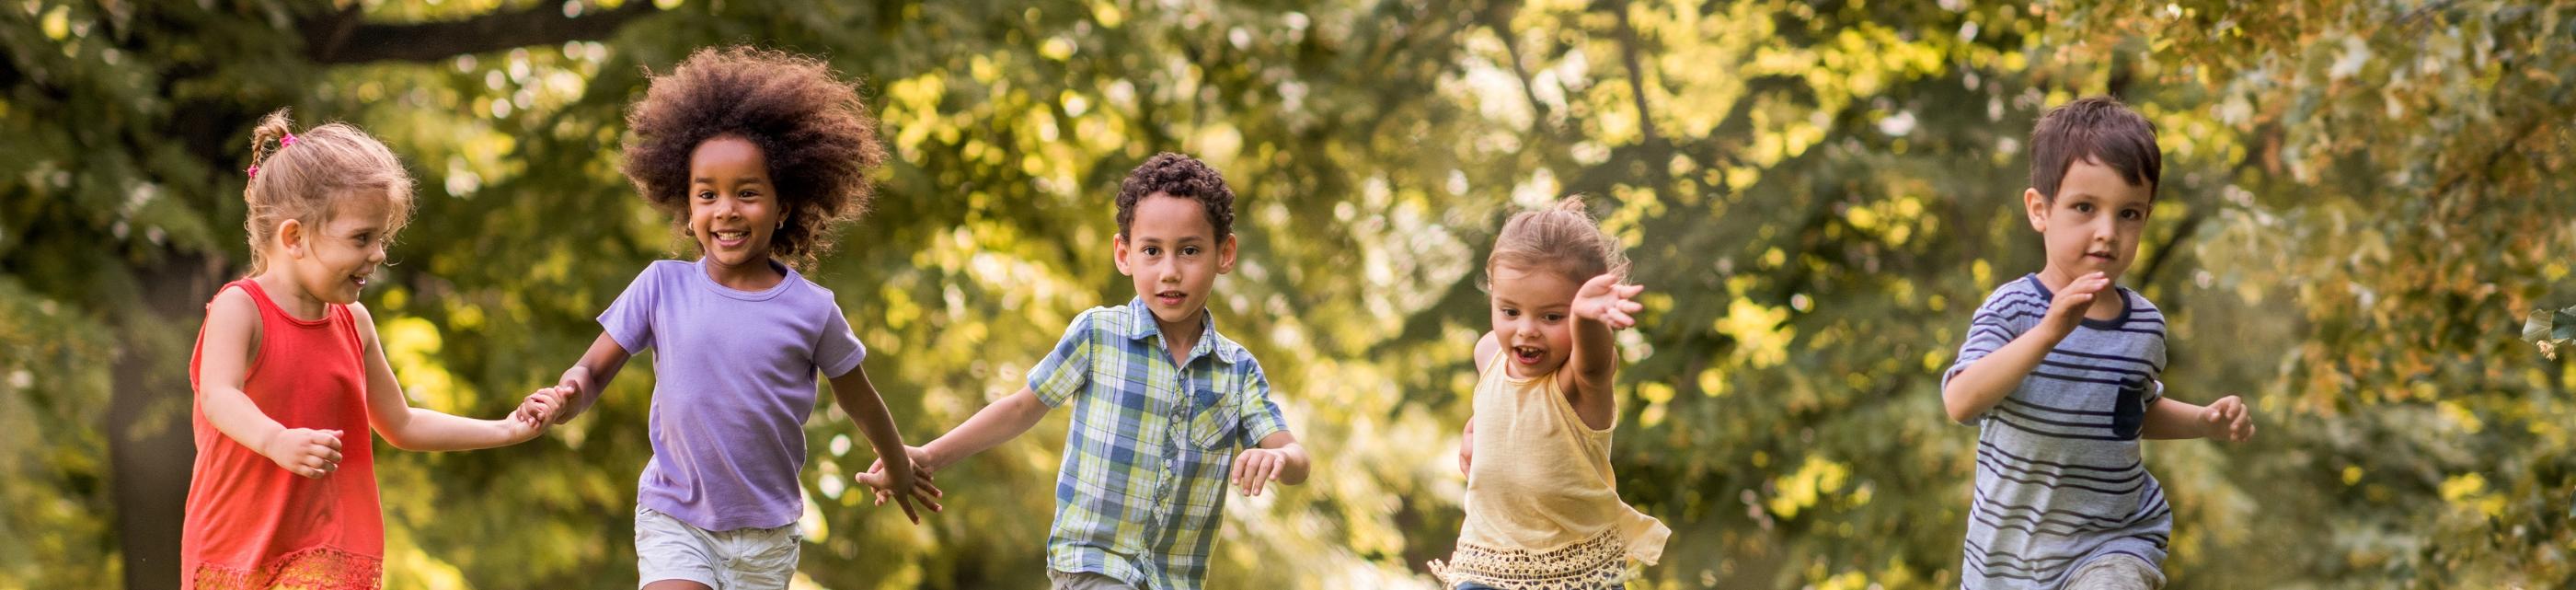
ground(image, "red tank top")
xmin=183 ymin=279 xmax=384 ymax=589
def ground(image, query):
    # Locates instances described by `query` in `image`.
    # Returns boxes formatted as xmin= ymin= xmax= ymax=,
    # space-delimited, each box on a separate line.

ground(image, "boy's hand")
xmin=2201 ymin=395 xmax=2256 ymax=442
xmin=1232 ymin=447 xmax=1291 ymax=496
xmin=860 ymin=446 xmax=945 ymax=517
xmin=261 ymin=428 xmax=344 ymax=479
xmin=2041 ymin=272 xmax=2112 ymax=338
xmin=1571 ymin=274 xmax=1646 ymax=330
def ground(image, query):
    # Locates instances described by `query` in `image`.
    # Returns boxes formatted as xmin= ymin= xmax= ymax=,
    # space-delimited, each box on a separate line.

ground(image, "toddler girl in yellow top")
xmin=1432 ymin=196 xmax=1669 ymax=589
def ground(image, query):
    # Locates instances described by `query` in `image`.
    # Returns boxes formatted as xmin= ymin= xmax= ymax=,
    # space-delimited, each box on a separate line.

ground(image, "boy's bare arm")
xmin=2140 ymin=395 xmax=2255 ymax=441
xmin=1943 ymin=272 xmax=2110 ymax=423
xmin=918 ymin=387 xmax=1052 ymax=471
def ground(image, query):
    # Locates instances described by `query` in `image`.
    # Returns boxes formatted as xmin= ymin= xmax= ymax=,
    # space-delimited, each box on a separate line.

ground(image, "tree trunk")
xmin=109 ymin=253 xmax=226 ymax=590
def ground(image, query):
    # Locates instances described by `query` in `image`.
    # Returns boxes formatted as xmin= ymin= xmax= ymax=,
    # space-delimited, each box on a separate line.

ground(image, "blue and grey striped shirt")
xmin=1942 ymin=274 xmax=2171 ymax=589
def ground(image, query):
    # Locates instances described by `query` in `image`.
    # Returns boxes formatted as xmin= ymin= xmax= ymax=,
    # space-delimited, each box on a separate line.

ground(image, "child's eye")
xmin=2071 ymin=202 xmax=2095 ymax=214
xmin=1143 ymin=246 xmax=1161 ymax=256
xmin=2120 ymin=208 xmax=2145 ymax=220
xmin=1543 ymin=313 xmax=1567 ymax=322
xmin=696 ymin=191 xmax=716 ymax=201
xmin=1181 ymin=246 xmax=1201 ymax=256
xmin=1502 ymin=308 xmax=1520 ymax=318
xmin=738 ymin=191 xmax=759 ymax=200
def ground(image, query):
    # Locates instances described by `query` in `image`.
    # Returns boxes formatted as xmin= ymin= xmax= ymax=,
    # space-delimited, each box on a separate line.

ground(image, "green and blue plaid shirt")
xmin=1030 ymin=298 xmax=1291 ymax=590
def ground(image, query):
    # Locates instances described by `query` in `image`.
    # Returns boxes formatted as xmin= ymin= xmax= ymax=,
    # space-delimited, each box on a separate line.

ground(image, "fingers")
xmin=895 ymin=495 xmax=922 ymax=525
xmin=1255 ymin=454 xmax=1284 ymax=497
xmin=912 ymin=487 xmax=945 ymax=514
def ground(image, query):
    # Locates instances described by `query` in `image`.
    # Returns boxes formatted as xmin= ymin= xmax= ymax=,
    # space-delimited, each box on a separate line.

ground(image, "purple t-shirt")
xmin=600 ymin=259 xmax=866 ymax=531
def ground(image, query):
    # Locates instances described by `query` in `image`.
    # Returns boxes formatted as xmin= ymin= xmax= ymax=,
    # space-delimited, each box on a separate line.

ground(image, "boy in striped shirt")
xmin=1939 ymin=96 xmax=2258 ymax=590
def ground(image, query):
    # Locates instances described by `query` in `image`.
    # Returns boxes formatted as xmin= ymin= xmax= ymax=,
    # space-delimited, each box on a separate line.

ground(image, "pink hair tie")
xmin=248 ymin=132 xmax=297 ymax=179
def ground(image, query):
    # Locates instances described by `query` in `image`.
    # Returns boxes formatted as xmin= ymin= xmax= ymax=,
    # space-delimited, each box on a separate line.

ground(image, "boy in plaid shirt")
xmin=865 ymin=152 xmax=1309 ymax=590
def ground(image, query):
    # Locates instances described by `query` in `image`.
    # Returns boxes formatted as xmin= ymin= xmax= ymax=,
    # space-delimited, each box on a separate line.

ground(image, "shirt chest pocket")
xmin=1186 ymin=401 xmax=1241 ymax=455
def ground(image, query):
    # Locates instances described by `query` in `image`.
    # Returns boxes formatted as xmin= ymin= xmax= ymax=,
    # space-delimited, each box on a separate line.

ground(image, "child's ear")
xmin=1217 ymin=235 xmax=1238 ymax=274
xmin=279 ymin=218 xmax=307 ymax=260
xmin=1112 ymin=233 xmax=1134 ymax=276
xmin=2022 ymin=188 xmax=2050 ymax=232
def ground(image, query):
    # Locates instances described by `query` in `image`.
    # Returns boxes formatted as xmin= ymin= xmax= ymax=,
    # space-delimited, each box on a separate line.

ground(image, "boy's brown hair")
xmin=2030 ymin=96 xmax=2162 ymax=201
xmin=1115 ymin=152 xmax=1236 ymax=239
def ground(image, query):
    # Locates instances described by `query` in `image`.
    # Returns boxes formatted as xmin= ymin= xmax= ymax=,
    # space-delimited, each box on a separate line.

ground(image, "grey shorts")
xmin=2065 ymin=553 xmax=2167 ymax=590
xmin=635 ymin=506 xmax=801 ymax=589
xmin=1049 ymin=570 xmax=1139 ymax=590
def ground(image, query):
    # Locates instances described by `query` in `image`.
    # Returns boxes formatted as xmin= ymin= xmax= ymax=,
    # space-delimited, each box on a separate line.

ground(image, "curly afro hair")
xmin=621 ymin=46 xmax=886 ymax=269
xmin=1115 ymin=152 xmax=1236 ymax=239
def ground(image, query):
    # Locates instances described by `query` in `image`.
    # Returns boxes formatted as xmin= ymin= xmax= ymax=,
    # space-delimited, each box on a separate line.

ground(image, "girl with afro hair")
xmin=527 ymin=46 xmax=941 ymax=589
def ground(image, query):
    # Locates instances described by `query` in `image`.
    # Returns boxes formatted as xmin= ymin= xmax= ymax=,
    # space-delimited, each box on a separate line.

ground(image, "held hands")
xmin=1232 ymin=447 xmax=1291 ymax=496
xmin=2043 ymin=272 xmax=2113 ymax=337
xmin=858 ymin=445 xmax=945 ymax=524
xmin=263 ymin=428 xmax=344 ymax=479
xmin=505 ymin=386 xmax=566 ymax=442
xmin=544 ymin=367 xmax=594 ymax=425
xmin=1572 ymin=274 xmax=1646 ymax=330
xmin=2202 ymin=396 xmax=2256 ymax=442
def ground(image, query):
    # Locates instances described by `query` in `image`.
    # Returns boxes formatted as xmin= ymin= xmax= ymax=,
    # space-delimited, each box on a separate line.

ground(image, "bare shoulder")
xmin=1473 ymin=331 xmax=1499 ymax=375
xmin=346 ymin=301 xmax=384 ymax=348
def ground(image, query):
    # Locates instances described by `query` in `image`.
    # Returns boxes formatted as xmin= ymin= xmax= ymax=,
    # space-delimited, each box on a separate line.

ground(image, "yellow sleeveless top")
xmin=1431 ymin=350 xmax=1669 ymax=588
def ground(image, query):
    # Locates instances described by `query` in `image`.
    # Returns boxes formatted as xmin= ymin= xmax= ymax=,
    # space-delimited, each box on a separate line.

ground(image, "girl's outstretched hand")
xmin=1571 ymin=274 xmax=1646 ymax=330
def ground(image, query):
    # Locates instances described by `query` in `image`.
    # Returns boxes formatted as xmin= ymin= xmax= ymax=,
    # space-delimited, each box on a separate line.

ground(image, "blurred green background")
xmin=3 ymin=0 xmax=2572 ymax=588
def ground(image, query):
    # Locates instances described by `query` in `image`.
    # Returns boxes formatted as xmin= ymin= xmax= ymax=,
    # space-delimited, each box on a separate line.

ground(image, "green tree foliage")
xmin=2 ymin=0 xmax=2569 ymax=588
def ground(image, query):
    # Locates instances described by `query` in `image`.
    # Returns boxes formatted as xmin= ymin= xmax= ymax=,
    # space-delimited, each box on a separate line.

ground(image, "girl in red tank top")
xmin=184 ymin=110 xmax=565 ymax=589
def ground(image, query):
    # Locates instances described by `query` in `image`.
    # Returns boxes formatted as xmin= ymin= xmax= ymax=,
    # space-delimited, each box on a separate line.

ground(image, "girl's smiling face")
xmin=282 ymin=191 xmax=396 ymax=306
xmin=1489 ymin=263 xmax=1581 ymax=379
xmin=686 ymin=135 xmax=786 ymax=285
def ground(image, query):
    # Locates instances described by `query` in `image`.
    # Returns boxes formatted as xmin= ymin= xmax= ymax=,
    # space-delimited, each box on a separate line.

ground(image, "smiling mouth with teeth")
xmin=1512 ymin=345 xmax=1545 ymax=363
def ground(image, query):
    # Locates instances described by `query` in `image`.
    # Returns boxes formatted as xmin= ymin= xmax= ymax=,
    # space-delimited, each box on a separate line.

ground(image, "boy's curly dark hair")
xmin=1115 ymin=152 xmax=1236 ymax=239
xmin=621 ymin=46 xmax=886 ymax=269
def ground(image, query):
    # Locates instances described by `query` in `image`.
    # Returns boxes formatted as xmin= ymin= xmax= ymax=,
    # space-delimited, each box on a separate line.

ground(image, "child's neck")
xmin=1155 ymin=309 xmax=1204 ymax=364
xmin=2034 ymin=265 xmax=2125 ymax=321
xmin=703 ymin=255 xmax=786 ymax=291
xmin=251 ymin=272 xmax=328 ymax=321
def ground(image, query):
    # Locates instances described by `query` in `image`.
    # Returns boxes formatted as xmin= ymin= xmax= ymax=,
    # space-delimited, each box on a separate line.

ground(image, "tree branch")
xmin=1611 ymin=5 xmax=1661 ymax=149
xmin=304 ymin=1 xmax=661 ymax=65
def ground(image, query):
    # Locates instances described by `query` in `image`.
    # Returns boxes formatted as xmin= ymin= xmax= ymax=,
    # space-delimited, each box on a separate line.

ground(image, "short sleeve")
xmin=1941 ymin=285 xmax=2039 ymax=424
xmin=1235 ymin=359 xmax=1290 ymax=447
xmin=598 ymin=264 xmax=663 ymax=353
xmin=813 ymin=304 xmax=867 ymax=378
xmin=1028 ymin=309 xmax=1100 ymax=408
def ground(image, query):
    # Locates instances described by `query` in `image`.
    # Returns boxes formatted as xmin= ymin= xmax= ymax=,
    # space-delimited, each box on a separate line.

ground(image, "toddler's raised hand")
xmin=1571 ymin=274 xmax=1646 ymax=330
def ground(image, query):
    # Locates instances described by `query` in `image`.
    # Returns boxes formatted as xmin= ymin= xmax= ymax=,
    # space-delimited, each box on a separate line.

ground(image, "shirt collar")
xmin=1121 ymin=296 xmax=1240 ymax=365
